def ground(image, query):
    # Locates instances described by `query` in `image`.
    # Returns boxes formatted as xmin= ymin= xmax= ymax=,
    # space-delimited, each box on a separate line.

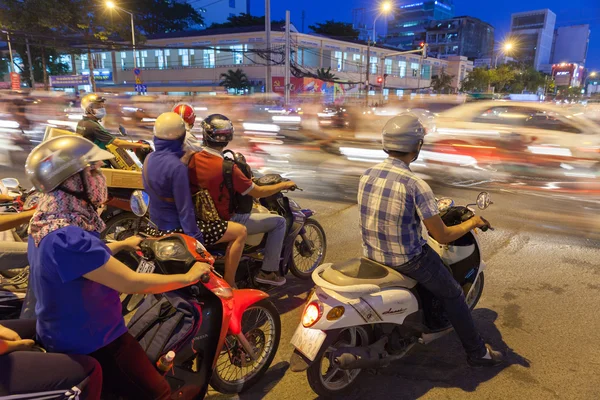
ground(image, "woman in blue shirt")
xmin=24 ymin=135 xmax=211 ymax=399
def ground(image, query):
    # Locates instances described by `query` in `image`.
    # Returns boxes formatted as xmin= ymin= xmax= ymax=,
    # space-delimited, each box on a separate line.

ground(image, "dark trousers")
xmin=0 ymin=319 xmax=102 ymax=399
xmin=394 ymin=245 xmax=486 ymax=357
xmin=90 ymin=332 xmax=171 ymax=400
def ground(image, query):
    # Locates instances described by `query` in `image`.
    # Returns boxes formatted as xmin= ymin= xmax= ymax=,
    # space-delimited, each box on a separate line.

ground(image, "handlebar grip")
xmin=480 ymin=225 xmax=489 ymax=232
xmin=200 ymin=273 xmax=210 ymax=283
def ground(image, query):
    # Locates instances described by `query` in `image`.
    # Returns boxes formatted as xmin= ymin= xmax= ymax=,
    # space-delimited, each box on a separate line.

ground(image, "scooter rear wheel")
xmin=306 ymin=326 xmax=372 ymax=398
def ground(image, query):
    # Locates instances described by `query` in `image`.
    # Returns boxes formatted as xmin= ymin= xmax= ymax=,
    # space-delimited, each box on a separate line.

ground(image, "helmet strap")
xmin=58 ymin=171 xmax=98 ymax=211
xmin=411 ymin=140 xmax=424 ymax=163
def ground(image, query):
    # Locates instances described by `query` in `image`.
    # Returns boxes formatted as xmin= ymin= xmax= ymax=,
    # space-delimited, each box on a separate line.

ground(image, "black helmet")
xmin=201 ymin=114 xmax=234 ymax=145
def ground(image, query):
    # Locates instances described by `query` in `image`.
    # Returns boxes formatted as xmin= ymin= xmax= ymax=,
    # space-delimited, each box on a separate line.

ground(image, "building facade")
xmin=426 ymin=16 xmax=494 ymax=60
xmin=1 ymin=25 xmax=475 ymax=96
xmin=386 ymin=0 xmax=454 ymax=49
xmin=551 ymin=24 xmax=590 ymax=66
xmin=510 ymin=9 xmax=556 ymax=71
xmin=551 ymin=62 xmax=584 ymax=87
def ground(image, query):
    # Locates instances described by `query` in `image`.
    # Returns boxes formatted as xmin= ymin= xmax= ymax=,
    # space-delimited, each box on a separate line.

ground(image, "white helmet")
xmin=154 ymin=112 xmax=186 ymax=140
xmin=382 ymin=112 xmax=426 ymax=153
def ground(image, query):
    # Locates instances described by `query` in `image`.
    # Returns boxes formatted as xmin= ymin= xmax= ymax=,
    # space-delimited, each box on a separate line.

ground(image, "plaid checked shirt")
xmin=358 ymin=157 xmax=439 ymax=266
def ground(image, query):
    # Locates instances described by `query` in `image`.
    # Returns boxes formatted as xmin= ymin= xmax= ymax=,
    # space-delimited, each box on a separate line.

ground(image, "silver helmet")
xmin=25 ymin=135 xmax=114 ymax=193
xmin=381 ymin=112 xmax=426 ymax=153
xmin=80 ymin=93 xmax=106 ymax=115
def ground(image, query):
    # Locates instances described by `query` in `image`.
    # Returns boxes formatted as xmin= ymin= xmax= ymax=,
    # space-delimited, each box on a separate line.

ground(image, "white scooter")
xmin=289 ymin=192 xmax=493 ymax=398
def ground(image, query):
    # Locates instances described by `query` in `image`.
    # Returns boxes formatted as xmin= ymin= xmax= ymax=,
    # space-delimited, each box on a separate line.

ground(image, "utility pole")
xmin=25 ymin=38 xmax=35 ymax=88
xmin=265 ymin=0 xmax=272 ymax=93
xmin=365 ymin=40 xmax=371 ymax=107
xmin=5 ymin=32 xmax=14 ymax=73
xmin=285 ymin=10 xmax=291 ymax=106
xmin=416 ymin=43 xmax=426 ymax=94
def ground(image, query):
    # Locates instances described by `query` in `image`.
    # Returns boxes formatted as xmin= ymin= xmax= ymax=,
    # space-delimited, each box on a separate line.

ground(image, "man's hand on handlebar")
xmin=120 ymin=236 xmax=144 ymax=252
xmin=472 ymin=216 xmax=493 ymax=231
xmin=186 ymin=262 xmax=213 ymax=284
xmin=282 ymin=181 xmax=298 ymax=191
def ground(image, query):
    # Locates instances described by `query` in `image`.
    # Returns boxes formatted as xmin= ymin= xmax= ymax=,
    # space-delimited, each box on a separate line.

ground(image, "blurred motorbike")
xmin=206 ymin=171 xmax=327 ymax=288
xmin=289 ymin=192 xmax=493 ymax=398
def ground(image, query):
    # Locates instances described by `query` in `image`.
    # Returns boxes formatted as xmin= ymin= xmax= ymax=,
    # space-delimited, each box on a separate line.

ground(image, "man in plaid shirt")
xmin=358 ymin=113 xmax=503 ymax=367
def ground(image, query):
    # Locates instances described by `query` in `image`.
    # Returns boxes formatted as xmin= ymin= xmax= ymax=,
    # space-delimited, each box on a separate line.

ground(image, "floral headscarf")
xmin=29 ymin=165 xmax=108 ymax=246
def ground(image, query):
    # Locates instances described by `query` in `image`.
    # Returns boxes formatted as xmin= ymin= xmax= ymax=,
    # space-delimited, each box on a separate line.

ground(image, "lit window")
xmin=370 ymin=56 xmax=378 ymax=74
xmin=230 ymin=45 xmax=245 ymax=65
xmin=179 ymin=49 xmax=190 ymax=66
xmin=385 ymin=59 xmax=392 ymax=74
xmin=398 ymin=60 xmax=407 ymax=77
xmin=411 ymin=62 xmax=419 ymax=77
xmin=155 ymin=50 xmax=164 ymax=69
xmin=204 ymin=50 xmax=215 ymax=68
xmin=335 ymin=51 xmax=343 ymax=71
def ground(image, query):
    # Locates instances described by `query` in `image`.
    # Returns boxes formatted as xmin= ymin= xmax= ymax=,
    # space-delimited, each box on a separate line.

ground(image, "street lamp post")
xmin=106 ymin=1 xmax=137 ymax=70
xmin=494 ymin=42 xmax=513 ymax=68
xmin=366 ymin=1 xmax=393 ymax=107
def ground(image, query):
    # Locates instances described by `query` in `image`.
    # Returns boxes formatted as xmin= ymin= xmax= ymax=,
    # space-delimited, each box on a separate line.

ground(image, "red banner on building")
xmin=10 ymin=72 xmax=20 ymax=90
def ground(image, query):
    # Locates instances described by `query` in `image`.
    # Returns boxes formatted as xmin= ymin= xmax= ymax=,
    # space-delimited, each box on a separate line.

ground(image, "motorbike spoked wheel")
xmin=210 ymin=300 xmax=281 ymax=394
xmin=465 ymin=273 xmax=485 ymax=310
xmin=306 ymin=326 xmax=372 ymax=398
xmin=290 ymin=218 xmax=327 ymax=280
xmin=101 ymin=212 xmax=151 ymax=241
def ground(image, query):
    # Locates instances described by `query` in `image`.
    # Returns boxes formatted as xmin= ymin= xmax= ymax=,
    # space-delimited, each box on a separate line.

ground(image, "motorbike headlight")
xmin=154 ymin=239 xmax=189 ymax=261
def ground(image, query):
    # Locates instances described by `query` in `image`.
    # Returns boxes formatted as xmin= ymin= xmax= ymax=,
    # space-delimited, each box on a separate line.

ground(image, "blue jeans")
xmin=231 ymin=212 xmax=286 ymax=272
xmin=394 ymin=245 xmax=486 ymax=357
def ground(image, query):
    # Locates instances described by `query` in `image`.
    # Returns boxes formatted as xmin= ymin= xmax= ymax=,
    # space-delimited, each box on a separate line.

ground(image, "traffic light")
xmin=377 ymin=76 xmax=383 ymax=84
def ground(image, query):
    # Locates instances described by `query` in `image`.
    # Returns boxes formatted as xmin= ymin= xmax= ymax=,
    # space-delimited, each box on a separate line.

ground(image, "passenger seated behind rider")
xmin=76 ymin=93 xmax=150 ymax=152
xmin=358 ymin=113 xmax=503 ymax=367
xmin=144 ymin=112 xmax=247 ymax=287
xmin=25 ymin=135 xmax=211 ymax=399
xmin=188 ymin=114 xmax=296 ymax=287
xmin=172 ymin=103 xmax=203 ymax=152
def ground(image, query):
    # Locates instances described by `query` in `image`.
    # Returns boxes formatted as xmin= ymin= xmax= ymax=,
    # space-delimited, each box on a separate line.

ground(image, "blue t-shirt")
xmin=27 ymin=226 xmax=127 ymax=355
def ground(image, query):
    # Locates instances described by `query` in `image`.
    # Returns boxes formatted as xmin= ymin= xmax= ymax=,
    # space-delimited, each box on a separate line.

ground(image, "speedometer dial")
xmin=437 ymin=197 xmax=454 ymax=212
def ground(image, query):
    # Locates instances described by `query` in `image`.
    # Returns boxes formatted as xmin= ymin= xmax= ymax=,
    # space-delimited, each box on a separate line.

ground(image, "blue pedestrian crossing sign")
xmin=134 ymin=68 xmax=141 ymax=76
xmin=134 ymin=84 xmax=147 ymax=92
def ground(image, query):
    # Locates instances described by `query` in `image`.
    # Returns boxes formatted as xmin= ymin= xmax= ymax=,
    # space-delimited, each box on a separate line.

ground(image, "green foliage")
xmin=461 ymin=67 xmax=491 ymax=93
xmin=308 ymin=20 xmax=359 ymax=40
xmin=219 ymin=68 xmax=250 ymax=93
xmin=209 ymin=13 xmax=284 ymax=29
xmin=431 ymin=68 xmax=454 ymax=93
xmin=316 ymin=67 xmax=337 ymax=82
xmin=132 ymin=0 xmax=204 ymax=34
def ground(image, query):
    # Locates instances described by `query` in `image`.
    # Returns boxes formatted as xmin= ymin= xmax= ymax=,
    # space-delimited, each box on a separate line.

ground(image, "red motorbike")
xmin=125 ymin=191 xmax=282 ymax=396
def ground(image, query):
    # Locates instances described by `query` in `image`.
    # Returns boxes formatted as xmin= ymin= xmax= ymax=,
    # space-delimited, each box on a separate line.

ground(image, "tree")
xmin=133 ymin=0 xmax=204 ymax=34
xmin=219 ymin=69 xmax=250 ymax=93
xmin=209 ymin=13 xmax=284 ymax=29
xmin=431 ymin=68 xmax=454 ymax=93
xmin=490 ymin=64 xmax=515 ymax=93
xmin=461 ymin=67 xmax=491 ymax=93
xmin=309 ymin=20 xmax=359 ymax=40
xmin=316 ymin=67 xmax=337 ymax=82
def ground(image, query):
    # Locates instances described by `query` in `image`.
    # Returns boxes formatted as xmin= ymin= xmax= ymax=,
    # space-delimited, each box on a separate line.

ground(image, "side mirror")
xmin=119 ymin=125 xmax=128 ymax=136
xmin=476 ymin=191 xmax=492 ymax=210
xmin=130 ymin=190 xmax=150 ymax=217
xmin=1 ymin=178 xmax=20 ymax=189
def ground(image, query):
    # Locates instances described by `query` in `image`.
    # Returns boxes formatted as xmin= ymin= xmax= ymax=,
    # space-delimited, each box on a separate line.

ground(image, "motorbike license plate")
xmin=136 ymin=259 xmax=155 ymax=274
xmin=290 ymin=324 xmax=326 ymax=361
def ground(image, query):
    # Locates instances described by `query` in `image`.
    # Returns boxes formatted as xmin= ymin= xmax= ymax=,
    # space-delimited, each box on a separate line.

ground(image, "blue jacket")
xmin=143 ymin=137 xmax=203 ymax=243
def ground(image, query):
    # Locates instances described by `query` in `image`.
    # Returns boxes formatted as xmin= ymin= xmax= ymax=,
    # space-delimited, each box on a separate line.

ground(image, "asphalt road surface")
xmin=206 ymin=185 xmax=600 ymax=400
xmin=3 ymin=144 xmax=600 ymax=399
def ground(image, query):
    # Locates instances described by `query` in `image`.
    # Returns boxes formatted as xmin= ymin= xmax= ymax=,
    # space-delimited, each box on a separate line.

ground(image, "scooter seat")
xmin=321 ymin=258 xmax=417 ymax=289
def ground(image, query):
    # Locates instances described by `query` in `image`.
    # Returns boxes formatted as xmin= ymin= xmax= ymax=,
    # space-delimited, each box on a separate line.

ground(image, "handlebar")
xmin=200 ymin=273 xmax=211 ymax=283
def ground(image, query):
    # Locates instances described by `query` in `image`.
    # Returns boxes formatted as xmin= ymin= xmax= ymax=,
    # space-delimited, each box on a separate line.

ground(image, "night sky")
xmin=251 ymin=0 xmax=599 ymax=71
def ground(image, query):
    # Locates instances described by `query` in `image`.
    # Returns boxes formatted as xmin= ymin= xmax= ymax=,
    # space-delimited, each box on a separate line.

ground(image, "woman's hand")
xmin=119 ymin=236 xmax=144 ymax=252
xmin=0 ymin=325 xmax=21 ymax=341
xmin=185 ymin=262 xmax=213 ymax=285
xmin=0 ymin=338 xmax=35 ymax=355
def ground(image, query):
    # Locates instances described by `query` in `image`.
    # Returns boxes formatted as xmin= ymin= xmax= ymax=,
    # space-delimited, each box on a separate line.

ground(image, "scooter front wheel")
xmin=210 ymin=299 xmax=281 ymax=394
xmin=306 ymin=325 xmax=372 ymax=398
xmin=290 ymin=218 xmax=327 ymax=280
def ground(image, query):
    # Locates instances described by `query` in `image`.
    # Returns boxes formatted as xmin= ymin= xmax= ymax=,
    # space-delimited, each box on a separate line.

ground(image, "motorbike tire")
xmin=466 ymin=273 xmax=485 ymax=310
xmin=290 ymin=218 xmax=327 ymax=280
xmin=306 ymin=325 xmax=373 ymax=398
xmin=101 ymin=212 xmax=148 ymax=240
xmin=210 ymin=299 xmax=281 ymax=394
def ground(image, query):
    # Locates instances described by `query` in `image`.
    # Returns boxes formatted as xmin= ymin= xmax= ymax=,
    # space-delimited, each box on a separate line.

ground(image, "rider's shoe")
xmin=467 ymin=344 xmax=504 ymax=367
xmin=255 ymin=271 xmax=286 ymax=287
